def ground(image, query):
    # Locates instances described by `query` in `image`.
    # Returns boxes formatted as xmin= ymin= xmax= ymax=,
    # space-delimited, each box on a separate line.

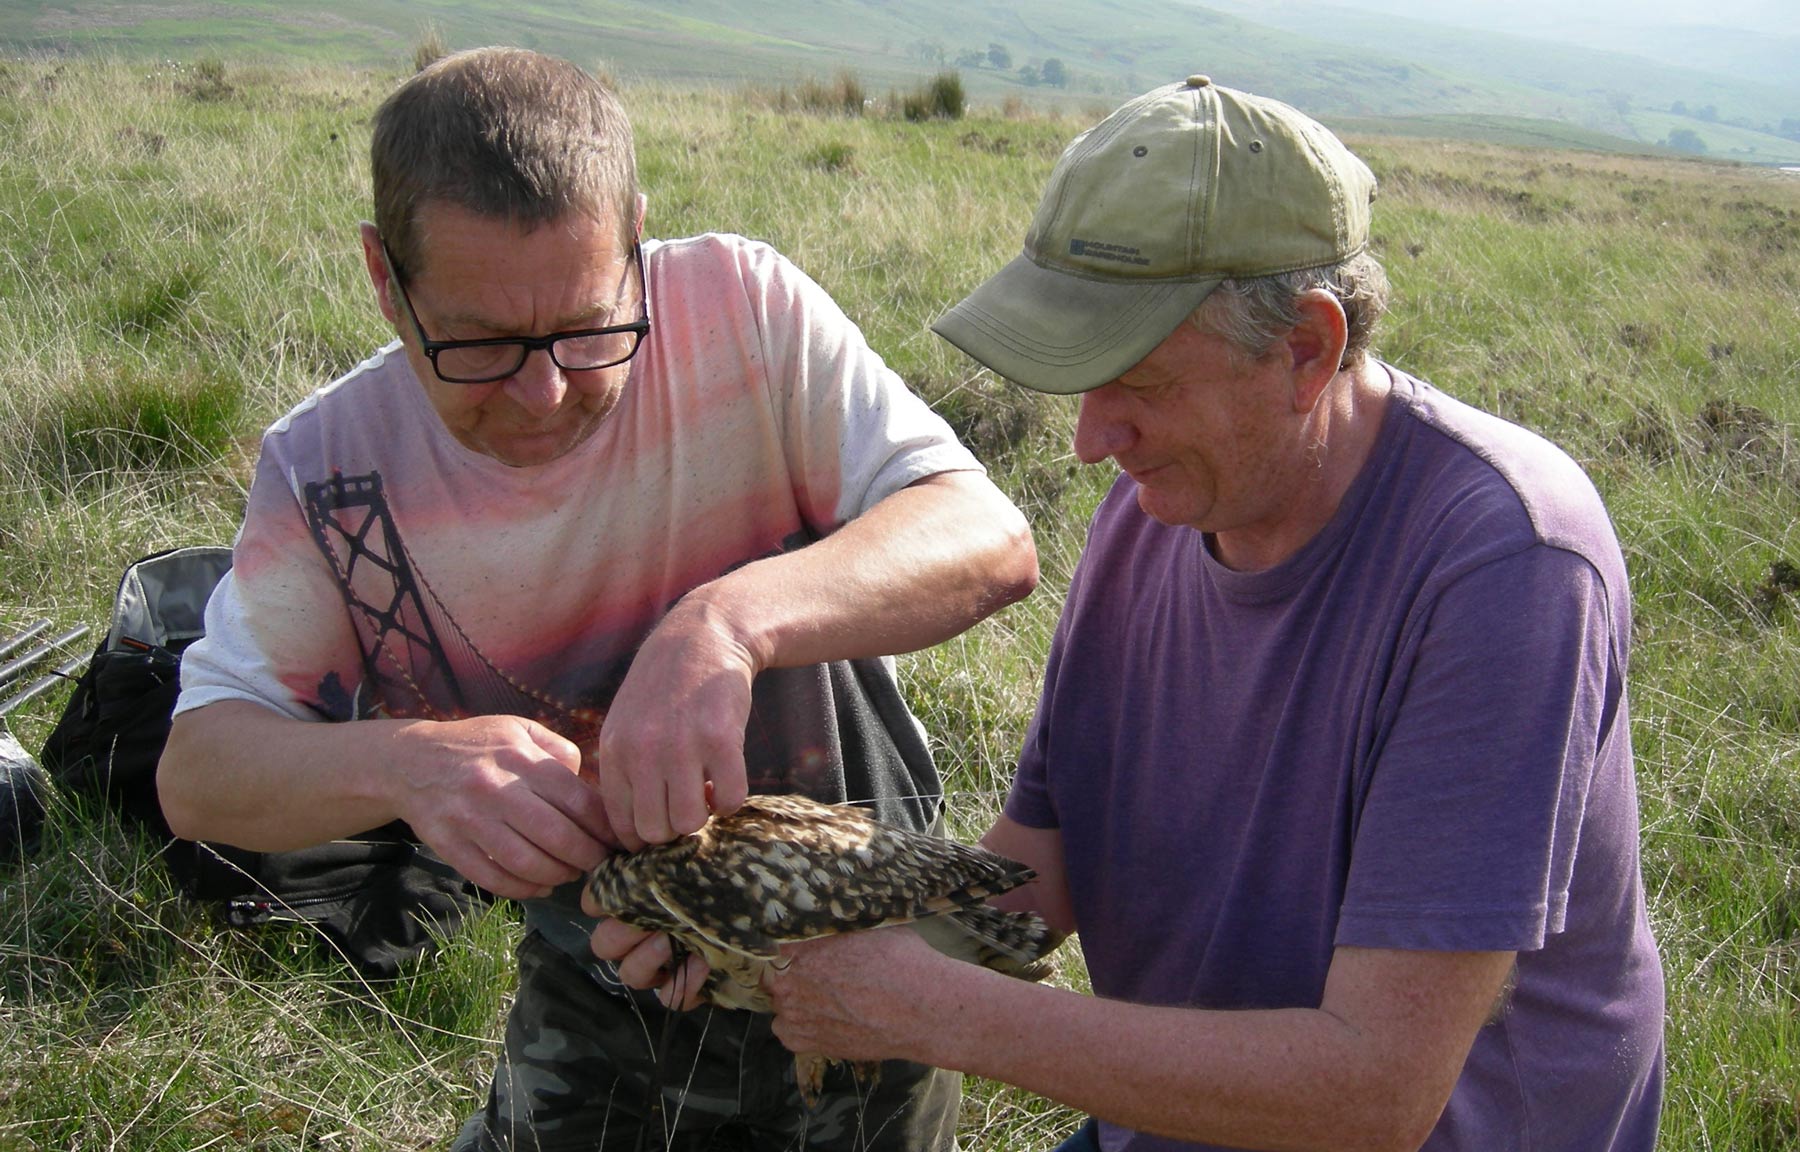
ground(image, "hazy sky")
xmin=1337 ymin=0 xmax=1798 ymax=37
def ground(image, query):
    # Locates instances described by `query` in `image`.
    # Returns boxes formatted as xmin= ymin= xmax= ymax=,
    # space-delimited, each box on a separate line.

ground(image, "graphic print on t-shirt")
xmin=302 ymin=468 xmax=607 ymax=745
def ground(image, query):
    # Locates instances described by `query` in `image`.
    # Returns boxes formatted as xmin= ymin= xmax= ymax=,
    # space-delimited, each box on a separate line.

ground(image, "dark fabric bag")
xmin=40 ymin=545 xmax=486 ymax=977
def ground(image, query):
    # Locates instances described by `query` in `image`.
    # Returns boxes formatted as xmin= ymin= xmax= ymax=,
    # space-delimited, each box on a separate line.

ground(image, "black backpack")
xmin=40 ymin=546 xmax=487 ymax=977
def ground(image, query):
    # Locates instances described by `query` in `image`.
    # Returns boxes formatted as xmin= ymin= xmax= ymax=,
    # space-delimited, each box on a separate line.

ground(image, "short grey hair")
xmin=1192 ymin=251 xmax=1390 ymax=369
xmin=371 ymin=47 xmax=638 ymax=282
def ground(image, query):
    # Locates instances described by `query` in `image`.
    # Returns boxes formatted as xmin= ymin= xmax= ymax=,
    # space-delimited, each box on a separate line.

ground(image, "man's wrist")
xmin=672 ymin=579 xmax=775 ymax=676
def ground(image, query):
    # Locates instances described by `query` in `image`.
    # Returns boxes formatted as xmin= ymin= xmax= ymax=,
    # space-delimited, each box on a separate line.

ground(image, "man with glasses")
xmin=157 ymin=46 xmax=1037 ymax=1151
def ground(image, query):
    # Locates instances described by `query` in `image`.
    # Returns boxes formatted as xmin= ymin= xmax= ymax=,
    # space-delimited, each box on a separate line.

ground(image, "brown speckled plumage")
xmin=584 ymin=793 xmax=1060 ymax=1102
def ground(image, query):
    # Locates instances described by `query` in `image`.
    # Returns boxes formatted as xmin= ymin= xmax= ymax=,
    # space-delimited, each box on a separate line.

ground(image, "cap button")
xmin=1185 ymin=74 xmax=1211 ymax=88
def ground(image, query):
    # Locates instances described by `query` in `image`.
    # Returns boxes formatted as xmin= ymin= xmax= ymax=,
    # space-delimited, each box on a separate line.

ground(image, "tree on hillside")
xmin=987 ymin=42 xmax=1011 ymax=70
xmin=1041 ymin=57 xmax=1068 ymax=88
xmin=1664 ymin=127 xmax=1706 ymax=154
xmin=910 ymin=39 xmax=946 ymax=67
xmin=1017 ymin=63 xmax=1040 ymax=87
xmin=956 ymin=48 xmax=985 ymax=69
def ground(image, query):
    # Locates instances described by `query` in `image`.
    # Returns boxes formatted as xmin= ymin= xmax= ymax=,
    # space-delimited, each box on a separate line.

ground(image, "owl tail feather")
xmin=912 ymin=904 xmax=1064 ymax=982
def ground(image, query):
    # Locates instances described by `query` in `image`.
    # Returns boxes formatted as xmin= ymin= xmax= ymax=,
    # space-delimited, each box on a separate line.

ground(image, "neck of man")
xmin=1211 ymin=357 xmax=1392 ymax=573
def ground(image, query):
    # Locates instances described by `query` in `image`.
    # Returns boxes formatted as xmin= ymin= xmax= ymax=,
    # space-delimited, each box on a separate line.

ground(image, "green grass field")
xmin=2 ymin=54 xmax=1799 ymax=1149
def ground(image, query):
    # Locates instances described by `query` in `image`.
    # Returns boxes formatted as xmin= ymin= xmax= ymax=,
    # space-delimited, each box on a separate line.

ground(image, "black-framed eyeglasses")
xmin=383 ymin=240 xmax=651 ymax=385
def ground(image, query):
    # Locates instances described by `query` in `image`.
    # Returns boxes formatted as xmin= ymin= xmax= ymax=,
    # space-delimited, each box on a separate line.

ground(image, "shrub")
xmin=806 ymin=141 xmax=857 ymax=172
xmin=34 ymin=358 xmax=243 ymax=477
xmin=413 ymin=21 xmax=449 ymax=73
xmin=903 ymin=70 xmax=965 ymax=122
xmin=793 ymin=69 xmax=868 ymax=117
xmin=183 ymin=56 xmax=232 ymax=102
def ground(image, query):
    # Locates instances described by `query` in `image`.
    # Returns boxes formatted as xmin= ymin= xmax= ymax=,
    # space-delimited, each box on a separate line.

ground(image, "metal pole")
xmin=0 ymin=625 xmax=91 ymax=691
xmin=0 ymin=652 xmax=89 ymax=716
xmin=0 ymin=619 xmax=53 ymax=665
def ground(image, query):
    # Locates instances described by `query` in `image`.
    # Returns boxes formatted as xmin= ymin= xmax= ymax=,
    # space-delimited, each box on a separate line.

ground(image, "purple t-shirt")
xmin=1007 ymin=368 xmax=1664 ymax=1152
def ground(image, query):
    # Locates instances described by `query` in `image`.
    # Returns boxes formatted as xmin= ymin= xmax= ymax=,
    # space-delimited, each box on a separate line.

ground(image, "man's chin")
xmin=470 ymin=425 xmax=591 ymax=467
xmin=1134 ymin=485 xmax=1201 ymax=531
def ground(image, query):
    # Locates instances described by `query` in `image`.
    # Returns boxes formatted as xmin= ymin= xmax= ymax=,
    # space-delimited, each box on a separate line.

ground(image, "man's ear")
xmin=633 ymin=193 xmax=648 ymax=239
xmin=359 ymin=222 xmax=400 ymax=329
xmin=1285 ymin=290 xmax=1349 ymax=414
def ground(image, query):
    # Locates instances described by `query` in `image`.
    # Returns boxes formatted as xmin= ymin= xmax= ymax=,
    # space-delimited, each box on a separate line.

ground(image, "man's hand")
xmin=762 ymin=925 xmax=946 ymax=1064
xmin=387 ymin=714 xmax=616 ymax=899
xmin=592 ymin=596 xmax=757 ymax=849
xmin=586 ymin=915 xmax=711 ymax=1010
xmin=161 ymin=701 xmax=617 ymax=902
xmin=589 ymin=472 xmax=1036 ymax=851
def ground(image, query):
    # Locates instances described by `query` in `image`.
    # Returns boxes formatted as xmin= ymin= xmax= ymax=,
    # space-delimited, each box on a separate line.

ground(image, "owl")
xmin=584 ymin=792 xmax=1061 ymax=1102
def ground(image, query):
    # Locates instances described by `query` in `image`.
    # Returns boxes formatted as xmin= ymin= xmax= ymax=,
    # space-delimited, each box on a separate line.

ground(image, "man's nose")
xmin=1073 ymin=385 xmax=1136 ymax=464
xmin=505 ymin=347 xmax=568 ymax=417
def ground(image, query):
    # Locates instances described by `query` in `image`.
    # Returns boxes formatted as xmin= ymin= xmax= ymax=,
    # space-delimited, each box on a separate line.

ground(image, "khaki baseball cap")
xmin=933 ymin=75 xmax=1378 ymax=394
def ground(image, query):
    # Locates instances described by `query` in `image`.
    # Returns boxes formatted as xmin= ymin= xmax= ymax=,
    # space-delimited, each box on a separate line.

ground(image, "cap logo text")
xmin=1069 ymin=238 xmax=1151 ymax=266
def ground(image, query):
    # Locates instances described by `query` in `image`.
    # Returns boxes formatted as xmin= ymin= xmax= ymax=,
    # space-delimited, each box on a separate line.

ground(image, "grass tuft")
xmin=413 ymin=21 xmax=450 ymax=74
xmin=35 ymin=358 xmax=243 ymax=478
xmin=902 ymin=71 xmax=966 ymax=121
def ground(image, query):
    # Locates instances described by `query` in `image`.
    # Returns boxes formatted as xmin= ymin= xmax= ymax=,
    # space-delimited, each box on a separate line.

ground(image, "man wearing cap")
xmin=714 ymin=76 xmax=1666 ymax=1151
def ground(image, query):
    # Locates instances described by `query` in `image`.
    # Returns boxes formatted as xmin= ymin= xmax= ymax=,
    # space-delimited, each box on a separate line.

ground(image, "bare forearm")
xmin=157 ymin=700 xmax=406 ymax=850
xmin=160 ymin=699 xmax=610 ymax=897
xmin=691 ymin=471 xmax=1037 ymax=671
xmin=579 ymin=471 xmax=1035 ymax=847
xmin=904 ymin=964 xmax=1442 ymax=1152
xmin=768 ymin=926 xmax=1510 ymax=1152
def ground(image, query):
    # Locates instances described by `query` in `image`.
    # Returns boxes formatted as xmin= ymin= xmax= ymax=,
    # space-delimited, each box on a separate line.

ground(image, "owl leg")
xmin=793 ymin=1054 xmax=883 ymax=1111
xmin=795 ymin=1051 xmax=832 ymax=1109
xmin=850 ymin=1059 xmax=883 ymax=1096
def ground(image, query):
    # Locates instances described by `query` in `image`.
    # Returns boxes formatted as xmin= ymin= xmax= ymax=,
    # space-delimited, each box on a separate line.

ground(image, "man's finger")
xmin=615 ymin=931 xmax=675 ymax=989
xmin=665 ymin=766 xmax=710 ymax=838
xmin=598 ymin=775 xmax=645 ymax=853
xmin=526 ymin=771 xmax=618 ymax=864
xmin=632 ymin=777 xmax=678 ymax=847
xmin=707 ymin=759 xmax=750 ymax=818
xmin=480 ymin=820 xmax=582 ymax=890
xmin=437 ymin=834 xmax=553 ymax=901
xmin=658 ymin=952 xmax=710 ymax=1012
xmin=588 ymin=916 xmax=653 ymax=959
xmin=523 ymin=719 xmax=584 ymax=770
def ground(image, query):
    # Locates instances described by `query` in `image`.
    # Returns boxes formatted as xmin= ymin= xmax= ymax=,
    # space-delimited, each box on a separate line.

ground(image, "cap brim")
xmin=931 ymin=253 xmax=1221 ymax=394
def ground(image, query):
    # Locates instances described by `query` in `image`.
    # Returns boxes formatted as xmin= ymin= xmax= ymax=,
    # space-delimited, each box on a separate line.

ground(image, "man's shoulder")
xmin=252 ymin=342 xmax=424 ymax=485
xmin=265 ymin=341 xmax=411 ymax=440
xmin=1388 ymin=367 xmax=1617 ymax=560
xmin=648 ymin=231 xmax=789 ymax=280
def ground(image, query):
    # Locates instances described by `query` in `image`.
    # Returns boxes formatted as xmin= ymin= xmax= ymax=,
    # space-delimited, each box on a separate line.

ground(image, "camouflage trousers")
xmin=451 ymin=930 xmax=962 ymax=1152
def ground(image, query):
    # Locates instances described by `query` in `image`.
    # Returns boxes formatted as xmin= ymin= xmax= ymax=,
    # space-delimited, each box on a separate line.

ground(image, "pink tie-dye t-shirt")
xmin=177 ymin=232 xmax=981 ymax=761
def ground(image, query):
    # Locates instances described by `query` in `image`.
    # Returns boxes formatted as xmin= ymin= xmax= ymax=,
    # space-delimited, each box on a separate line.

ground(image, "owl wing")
xmin=634 ymin=795 xmax=1038 ymax=955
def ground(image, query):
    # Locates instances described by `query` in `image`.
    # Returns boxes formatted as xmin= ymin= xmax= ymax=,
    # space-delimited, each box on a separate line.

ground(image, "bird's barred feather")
xmin=585 ymin=793 xmax=1060 ymax=1012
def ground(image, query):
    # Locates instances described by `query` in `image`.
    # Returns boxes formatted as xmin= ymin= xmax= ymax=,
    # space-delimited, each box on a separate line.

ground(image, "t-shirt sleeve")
xmin=174 ymin=440 xmax=364 ymax=721
xmin=1004 ymin=622 xmax=1066 ymax=831
xmin=1335 ymin=543 xmax=1618 ymax=953
xmin=737 ymin=242 xmax=981 ymax=529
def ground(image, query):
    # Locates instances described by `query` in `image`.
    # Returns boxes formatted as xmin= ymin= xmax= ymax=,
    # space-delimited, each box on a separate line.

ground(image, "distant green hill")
xmin=1199 ymin=0 xmax=1800 ymax=164
xmin=4 ymin=0 xmax=1797 ymax=163
xmin=1328 ymin=114 xmax=1679 ymax=157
